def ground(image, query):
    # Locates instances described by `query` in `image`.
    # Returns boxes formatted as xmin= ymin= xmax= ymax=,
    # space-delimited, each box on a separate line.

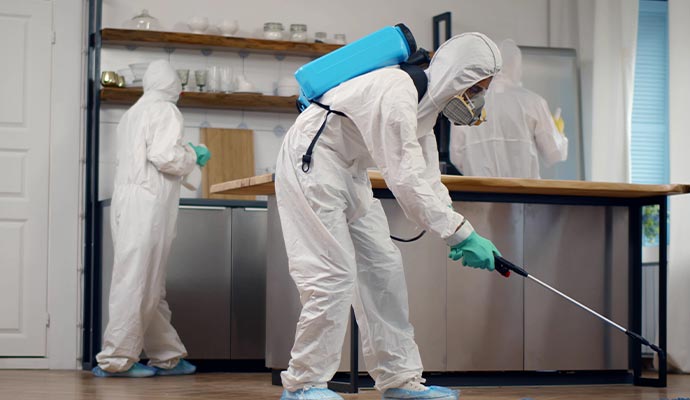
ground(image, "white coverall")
xmin=449 ymin=39 xmax=568 ymax=178
xmin=275 ymin=33 xmax=502 ymax=391
xmin=97 ymin=60 xmax=197 ymax=372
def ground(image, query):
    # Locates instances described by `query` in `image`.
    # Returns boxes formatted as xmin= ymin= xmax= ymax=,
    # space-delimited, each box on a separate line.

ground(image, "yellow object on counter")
xmin=553 ymin=114 xmax=565 ymax=135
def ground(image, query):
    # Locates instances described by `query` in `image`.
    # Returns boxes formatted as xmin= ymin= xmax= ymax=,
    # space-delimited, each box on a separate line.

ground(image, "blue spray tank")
xmin=295 ymin=24 xmax=418 ymax=111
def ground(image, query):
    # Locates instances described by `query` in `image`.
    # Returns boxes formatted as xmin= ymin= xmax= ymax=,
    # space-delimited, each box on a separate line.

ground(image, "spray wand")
xmin=493 ymin=255 xmax=666 ymax=361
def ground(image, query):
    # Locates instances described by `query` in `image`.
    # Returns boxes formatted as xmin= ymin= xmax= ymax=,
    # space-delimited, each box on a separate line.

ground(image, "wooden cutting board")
xmin=201 ymin=128 xmax=255 ymax=200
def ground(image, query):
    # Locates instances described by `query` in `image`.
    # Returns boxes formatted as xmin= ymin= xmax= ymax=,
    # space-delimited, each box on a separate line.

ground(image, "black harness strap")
xmin=399 ymin=62 xmax=428 ymax=102
xmin=301 ymin=101 xmax=347 ymax=172
xmin=300 ymin=63 xmax=428 ymax=173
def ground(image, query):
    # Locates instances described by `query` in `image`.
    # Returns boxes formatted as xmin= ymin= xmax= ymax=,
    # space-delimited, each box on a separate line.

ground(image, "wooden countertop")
xmin=210 ymin=171 xmax=690 ymax=198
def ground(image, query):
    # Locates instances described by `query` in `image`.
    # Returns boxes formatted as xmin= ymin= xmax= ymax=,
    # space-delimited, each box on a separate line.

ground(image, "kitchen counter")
xmin=210 ymin=171 xmax=690 ymax=198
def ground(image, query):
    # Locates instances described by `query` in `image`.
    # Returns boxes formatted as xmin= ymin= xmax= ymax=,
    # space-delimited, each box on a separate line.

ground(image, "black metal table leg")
xmin=658 ymin=197 xmax=668 ymax=386
xmin=629 ymin=204 xmax=643 ymax=381
xmin=632 ymin=197 xmax=668 ymax=388
xmin=328 ymin=308 xmax=360 ymax=393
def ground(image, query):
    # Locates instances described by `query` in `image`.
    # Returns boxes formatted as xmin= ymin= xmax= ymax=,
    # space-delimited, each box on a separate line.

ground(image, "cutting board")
xmin=201 ymin=128 xmax=255 ymax=200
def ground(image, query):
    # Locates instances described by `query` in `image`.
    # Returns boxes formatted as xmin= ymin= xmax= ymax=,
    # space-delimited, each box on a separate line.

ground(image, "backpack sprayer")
xmin=295 ymin=24 xmax=421 ymax=111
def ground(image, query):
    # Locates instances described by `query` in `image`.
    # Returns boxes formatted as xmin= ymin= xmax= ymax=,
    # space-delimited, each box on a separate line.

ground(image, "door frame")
xmin=0 ymin=0 xmax=85 ymax=369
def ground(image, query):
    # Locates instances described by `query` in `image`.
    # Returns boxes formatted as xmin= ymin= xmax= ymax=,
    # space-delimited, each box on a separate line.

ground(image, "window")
xmin=631 ymin=0 xmax=669 ymax=246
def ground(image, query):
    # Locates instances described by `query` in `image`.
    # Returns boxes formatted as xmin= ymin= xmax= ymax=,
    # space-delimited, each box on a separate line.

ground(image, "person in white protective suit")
xmin=449 ymin=39 xmax=568 ymax=178
xmin=93 ymin=60 xmax=211 ymax=378
xmin=275 ymin=33 xmax=503 ymax=400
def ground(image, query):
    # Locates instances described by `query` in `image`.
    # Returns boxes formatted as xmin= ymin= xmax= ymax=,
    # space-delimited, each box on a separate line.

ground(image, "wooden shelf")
xmin=100 ymin=87 xmax=298 ymax=114
xmin=100 ymin=28 xmax=343 ymax=57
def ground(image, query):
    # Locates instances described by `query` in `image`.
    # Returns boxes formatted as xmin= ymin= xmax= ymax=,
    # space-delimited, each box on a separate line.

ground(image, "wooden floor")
xmin=1 ymin=371 xmax=690 ymax=400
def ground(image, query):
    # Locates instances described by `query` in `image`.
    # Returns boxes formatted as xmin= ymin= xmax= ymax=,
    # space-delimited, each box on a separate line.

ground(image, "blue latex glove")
xmin=448 ymin=231 xmax=501 ymax=271
xmin=189 ymin=142 xmax=211 ymax=167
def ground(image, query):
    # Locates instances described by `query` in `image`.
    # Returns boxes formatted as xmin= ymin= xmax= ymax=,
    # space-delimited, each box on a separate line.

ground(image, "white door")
xmin=0 ymin=0 xmax=52 ymax=356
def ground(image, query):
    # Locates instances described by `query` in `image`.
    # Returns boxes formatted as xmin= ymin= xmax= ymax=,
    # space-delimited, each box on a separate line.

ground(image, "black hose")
xmin=390 ymin=230 xmax=426 ymax=243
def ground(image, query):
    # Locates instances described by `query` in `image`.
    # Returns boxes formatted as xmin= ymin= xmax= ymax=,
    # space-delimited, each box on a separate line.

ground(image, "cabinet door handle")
xmin=179 ymin=206 xmax=226 ymax=210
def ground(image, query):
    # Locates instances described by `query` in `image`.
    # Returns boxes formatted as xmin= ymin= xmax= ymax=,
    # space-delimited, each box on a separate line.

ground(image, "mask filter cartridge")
xmin=443 ymin=93 xmax=485 ymax=126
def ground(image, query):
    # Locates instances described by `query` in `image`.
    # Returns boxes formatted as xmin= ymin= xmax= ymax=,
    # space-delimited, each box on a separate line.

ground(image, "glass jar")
xmin=263 ymin=22 xmax=285 ymax=40
xmin=314 ymin=31 xmax=328 ymax=43
xmin=333 ymin=33 xmax=347 ymax=45
xmin=290 ymin=24 xmax=308 ymax=42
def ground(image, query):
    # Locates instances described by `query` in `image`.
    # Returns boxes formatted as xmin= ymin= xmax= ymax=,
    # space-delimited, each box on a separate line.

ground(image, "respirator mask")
xmin=442 ymin=88 xmax=487 ymax=126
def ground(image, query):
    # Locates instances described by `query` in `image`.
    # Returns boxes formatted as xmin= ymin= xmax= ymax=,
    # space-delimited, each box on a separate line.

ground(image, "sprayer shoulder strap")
xmin=301 ymin=67 xmax=428 ymax=173
xmin=300 ymin=102 xmax=346 ymax=173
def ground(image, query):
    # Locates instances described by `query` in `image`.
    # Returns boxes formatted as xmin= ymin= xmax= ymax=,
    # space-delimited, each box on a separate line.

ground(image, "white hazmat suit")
xmin=97 ymin=60 xmax=197 ymax=372
xmin=275 ymin=33 xmax=502 ymax=392
xmin=449 ymin=39 xmax=568 ymax=178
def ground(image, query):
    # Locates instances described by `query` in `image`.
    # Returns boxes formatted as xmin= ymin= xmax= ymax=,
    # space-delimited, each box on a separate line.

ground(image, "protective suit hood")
xmin=493 ymin=39 xmax=522 ymax=88
xmin=142 ymin=59 xmax=181 ymax=103
xmin=417 ymin=32 xmax=502 ymax=135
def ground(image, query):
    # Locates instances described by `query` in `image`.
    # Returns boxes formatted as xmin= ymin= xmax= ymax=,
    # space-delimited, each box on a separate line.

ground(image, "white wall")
xmin=0 ymin=0 xmax=84 ymax=370
xmin=667 ymin=0 xmax=690 ymax=372
xmin=98 ymin=0 xmax=566 ymax=199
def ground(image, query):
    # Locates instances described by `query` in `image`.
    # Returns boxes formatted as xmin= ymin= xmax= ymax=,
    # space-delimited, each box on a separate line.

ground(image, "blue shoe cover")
xmin=280 ymin=387 xmax=344 ymax=400
xmin=382 ymin=385 xmax=459 ymax=399
xmin=154 ymin=359 xmax=197 ymax=376
xmin=91 ymin=362 xmax=156 ymax=378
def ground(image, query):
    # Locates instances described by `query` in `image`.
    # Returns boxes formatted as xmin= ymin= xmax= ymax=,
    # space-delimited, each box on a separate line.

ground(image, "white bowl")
xmin=188 ymin=16 xmax=209 ymax=34
xmin=128 ymin=63 xmax=149 ymax=81
xmin=219 ymin=19 xmax=238 ymax=36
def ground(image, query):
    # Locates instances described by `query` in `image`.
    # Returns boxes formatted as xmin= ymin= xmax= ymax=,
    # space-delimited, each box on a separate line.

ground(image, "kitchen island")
xmin=212 ymin=172 xmax=690 ymax=391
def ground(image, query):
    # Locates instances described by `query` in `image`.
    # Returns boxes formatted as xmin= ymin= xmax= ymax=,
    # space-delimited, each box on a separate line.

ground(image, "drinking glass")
xmin=220 ymin=66 xmax=234 ymax=93
xmin=194 ymin=69 xmax=207 ymax=92
xmin=208 ymin=66 xmax=221 ymax=92
xmin=176 ymin=69 xmax=189 ymax=91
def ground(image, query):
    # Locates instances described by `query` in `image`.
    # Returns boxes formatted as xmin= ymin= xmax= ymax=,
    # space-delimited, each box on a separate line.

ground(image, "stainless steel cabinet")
xmin=230 ymin=208 xmax=268 ymax=359
xmin=101 ymin=204 xmax=267 ymax=360
xmin=523 ymin=205 xmax=628 ymax=370
xmin=264 ymin=197 xmax=300 ymax=368
xmin=445 ymin=202 xmax=525 ymax=371
xmin=165 ymin=206 xmax=232 ymax=359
